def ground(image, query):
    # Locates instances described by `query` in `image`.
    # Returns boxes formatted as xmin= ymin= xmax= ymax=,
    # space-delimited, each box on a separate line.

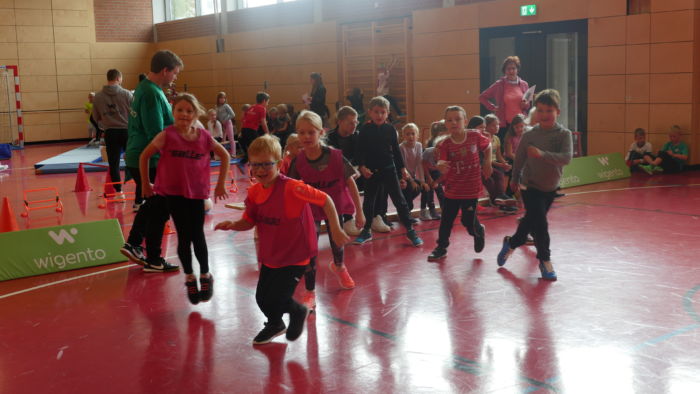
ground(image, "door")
xmin=480 ymin=20 xmax=587 ymax=154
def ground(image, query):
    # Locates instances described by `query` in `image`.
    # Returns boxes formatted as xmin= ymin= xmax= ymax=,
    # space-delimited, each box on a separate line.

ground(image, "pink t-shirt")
xmin=438 ymin=130 xmax=491 ymax=199
xmin=504 ymin=83 xmax=524 ymax=125
xmin=154 ymin=126 xmax=213 ymax=200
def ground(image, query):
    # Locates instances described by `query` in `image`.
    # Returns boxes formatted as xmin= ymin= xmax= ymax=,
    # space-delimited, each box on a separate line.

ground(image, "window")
xmin=163 ymin=0 xmax=222 ymax=21
xmin=225 ymin=0 xmax=298 ymax=11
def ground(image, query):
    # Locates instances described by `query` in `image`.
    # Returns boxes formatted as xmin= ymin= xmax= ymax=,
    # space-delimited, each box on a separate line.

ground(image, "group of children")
xmin=625 ymin=125 xmax=689 ymax=175
xmin=143 ymin=83 xmax=696 ymax=346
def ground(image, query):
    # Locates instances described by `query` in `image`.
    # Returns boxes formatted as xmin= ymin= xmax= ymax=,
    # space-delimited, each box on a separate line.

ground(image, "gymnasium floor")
xmin=1 ymin=142 xmax=699 ymax=393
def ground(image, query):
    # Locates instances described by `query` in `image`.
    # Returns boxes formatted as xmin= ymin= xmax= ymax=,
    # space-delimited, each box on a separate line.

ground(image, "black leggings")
xmin=436 ymin=198 xmax=481 ymax=249
xmin=305 ymin=215 xmax=346 ymax=291
xmin=166 ymin=196 xmax=208 ymax=275
xmin=362 ymin=168 xmax=413 ymax=231
xmin=509 ymin=188 xmax=556 ymax=261
xmin=257 ymin=264 xmax=306 ymax=325
xmin=104 ymin=129 xmax=127 ymax=192
xmin=126 ymin=166 xmax=169 ymax=260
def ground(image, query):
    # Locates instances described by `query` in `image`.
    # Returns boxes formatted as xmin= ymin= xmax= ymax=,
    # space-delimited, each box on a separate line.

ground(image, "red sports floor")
xmin=1 ymin=142 xmax=699 ymax=393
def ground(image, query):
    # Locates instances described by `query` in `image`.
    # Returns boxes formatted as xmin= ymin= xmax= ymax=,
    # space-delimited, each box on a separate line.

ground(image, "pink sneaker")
xmin=301 ymin=290 xmax=316 ymax=311
xmin=328 ymin=261 xmax=355 ymax=289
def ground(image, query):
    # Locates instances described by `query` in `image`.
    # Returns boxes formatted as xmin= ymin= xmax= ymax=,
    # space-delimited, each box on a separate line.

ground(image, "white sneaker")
xmin=114 ymin=192 xmax=126 ymax=203
xmin=420 ymin=208 xmax=432 ymax=221
xmin=371 ymin=215 xmax=391 ymax=233
xmin=343 ymin=218 xmax=361 ymax=236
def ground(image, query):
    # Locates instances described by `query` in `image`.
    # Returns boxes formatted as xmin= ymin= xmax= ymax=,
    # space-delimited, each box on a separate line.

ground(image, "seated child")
xmin=641 ymin=125 xmax=689 ymax=174
xmin=625 ymin=128 xmax=653 ymax=172
xmin=215 ymin=135 xmax=350 ymax=345
xmin=398 ymin=123 xmax=431 ymax=220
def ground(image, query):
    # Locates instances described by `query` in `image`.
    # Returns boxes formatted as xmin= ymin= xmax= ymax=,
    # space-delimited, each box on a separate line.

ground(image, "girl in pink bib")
xmin=286 ymin=110 xmax=365 ymax=311
xmin=140 ymin=93 xmax=230 ymax=305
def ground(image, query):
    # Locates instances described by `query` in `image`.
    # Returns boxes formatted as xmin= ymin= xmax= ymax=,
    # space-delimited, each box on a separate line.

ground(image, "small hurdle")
xmin=20 ymin=187 xmax=63 ymax=217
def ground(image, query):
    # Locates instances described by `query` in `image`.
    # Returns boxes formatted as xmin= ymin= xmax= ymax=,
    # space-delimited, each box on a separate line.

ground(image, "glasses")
xmin=249 ymin=161 xmax=278 ymax=169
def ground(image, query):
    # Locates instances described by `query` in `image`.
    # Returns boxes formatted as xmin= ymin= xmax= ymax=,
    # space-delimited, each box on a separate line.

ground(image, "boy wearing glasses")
xmin=215 ymin=135 xmax=350 ymax=345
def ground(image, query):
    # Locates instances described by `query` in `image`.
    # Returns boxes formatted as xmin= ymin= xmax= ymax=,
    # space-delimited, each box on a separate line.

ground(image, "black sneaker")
xmin=499 ymin=205 xmax=518 ymax=213
xmin=253 ymin=321 xmax=287 ymax=345
xmin=286 ymin=304 xmax=309 ymax=341
xmin=199 ymin=275 xmax=214 ymax=302
xmin=427 ymin=247 xmax=447 ymax=262
xmin=143 ymin=257 xmax=179 ymax=273
xmin=120 ymin=243 xmax=147 ymax=266
xmin=185 ymin=280 xmax=200 ymax=305
xmin=473 ymin=224 xmax=485 ymax=253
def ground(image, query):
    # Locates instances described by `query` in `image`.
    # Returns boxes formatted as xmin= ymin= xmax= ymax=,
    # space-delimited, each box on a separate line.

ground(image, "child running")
xmin=497 ymin=89 xmax=572 ymax=280
xmin=139 ymin=93 xmax=231 ymax=304
xmin=427 ymin=106 xmax=492 ymax=262
xmin=215 ymin=135 xmax=350 ymax=345
xmin=286 ymin=110 xmax=365 ymax=310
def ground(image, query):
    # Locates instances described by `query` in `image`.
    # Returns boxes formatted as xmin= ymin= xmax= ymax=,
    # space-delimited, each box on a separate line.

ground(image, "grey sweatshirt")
xmin=92 ymin=84 xmax=133 ymax=129
xmin=512 ymin=122 xmax=572 ymax=192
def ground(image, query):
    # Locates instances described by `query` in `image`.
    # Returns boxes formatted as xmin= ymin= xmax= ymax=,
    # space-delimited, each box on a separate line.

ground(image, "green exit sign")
xmin=520 ymin=4 xmax=537 ymax=16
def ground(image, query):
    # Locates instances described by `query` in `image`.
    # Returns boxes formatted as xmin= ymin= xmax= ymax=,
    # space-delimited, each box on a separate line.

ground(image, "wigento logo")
xmin=33 ymin=227 xmax=107 ymax=270
xmin=48 ymin=228 xmax=78 ymax=245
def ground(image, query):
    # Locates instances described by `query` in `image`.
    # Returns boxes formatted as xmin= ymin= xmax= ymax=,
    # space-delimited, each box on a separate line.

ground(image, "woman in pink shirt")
xmin=479 ymin=56 xmax=530 ymax=150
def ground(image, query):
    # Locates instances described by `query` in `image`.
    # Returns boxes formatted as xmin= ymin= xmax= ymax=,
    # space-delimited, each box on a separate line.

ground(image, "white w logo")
xmin=597 ymin=156 xmax=609 ymax=166
xmin=48 ymin=228 xmax=78 ymax=245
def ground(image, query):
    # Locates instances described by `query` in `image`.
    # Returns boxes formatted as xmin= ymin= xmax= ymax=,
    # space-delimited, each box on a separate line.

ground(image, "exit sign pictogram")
xmin=520 ymin=4 xmax=537 ymax=16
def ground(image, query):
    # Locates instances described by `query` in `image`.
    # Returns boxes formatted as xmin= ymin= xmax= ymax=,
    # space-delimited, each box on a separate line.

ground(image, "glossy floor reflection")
xmin=1 ymin=143 xmax=699 ymax=393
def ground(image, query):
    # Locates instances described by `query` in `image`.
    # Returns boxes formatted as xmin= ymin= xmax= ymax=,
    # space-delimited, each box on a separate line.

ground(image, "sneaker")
xmin=499 ymin=205 xmax=518 ymax=213
xmin=286 ymin=304 xmax=309 ymax=341
xmin=473 ymin=224 xmax=485 ymax=253
xmin=494 ymin=195 xmax=517 ymax=206
xmin=185 ymin=280 xmax=200 ymax=305
xmin=427 ymin=247 xmax=447 ymax=262
xmin=301 ymin=290 xmax=316 ymax=311
xmin=120 ymin=243 xmax=147 ymax=266
xmin=406 ymin=229 xmax=424 ymax=247
xmin=429 ymin=207 xmax=441 ymax=220
xmin=420 ymin=208 xmax=432 ymax=221
xmin=381 ymin=215 xmax=393 ymax=228
xmin=253 ymin=321 xmax=287 ymax=345
xmin=353 ymin=229 xmax=372 ymax=245
xmin=199 ymin=275 xmax=214 ymax=302
xmin=343 ymin=218 xmax=362 ymax=236
xmin=371 ymin=215 xmax=391 ymax=233
xmin=143 ymin=257 xmax=180 ymax=273
xmin=539 ymin=260 xmax=557 ymax=281
xmin=497 ymin=236 xmax=514 ymax=267
xmin=329 ymin=261 xmax=355 ymax=289
xmin=652 ymin=165 xmax=664 ymax=173
xmin=639 ymin=164 xmax=653 ymax=175
xmin=114 ymin=192 xmax=126 ymax=203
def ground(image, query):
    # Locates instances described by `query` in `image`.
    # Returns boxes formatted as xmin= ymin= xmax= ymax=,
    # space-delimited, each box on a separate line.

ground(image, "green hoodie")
xmin=125 ymin=79 xmax=173 ymax=168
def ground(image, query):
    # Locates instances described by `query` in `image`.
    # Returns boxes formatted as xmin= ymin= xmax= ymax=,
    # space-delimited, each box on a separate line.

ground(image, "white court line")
xmin=564 ymin=183 xmax=700 ymax=196
xmin=0 ymin=264 xmax=136 ymax=300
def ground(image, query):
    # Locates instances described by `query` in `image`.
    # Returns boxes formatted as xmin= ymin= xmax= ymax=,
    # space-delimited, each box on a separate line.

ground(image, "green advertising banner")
xmin=560 ymin=152 xmax=630 ymax=189
xmin=0 ymin=219 xmax=127 ymax=281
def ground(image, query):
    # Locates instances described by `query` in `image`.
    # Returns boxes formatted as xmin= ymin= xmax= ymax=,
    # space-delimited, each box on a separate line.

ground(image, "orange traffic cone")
xmin=103 ymin=171 xmax=116 ymax=197
xmin=0 ymin=197 xmax=20 ymax=233
xmin=74 ymin=163 xmax=92 ymax=192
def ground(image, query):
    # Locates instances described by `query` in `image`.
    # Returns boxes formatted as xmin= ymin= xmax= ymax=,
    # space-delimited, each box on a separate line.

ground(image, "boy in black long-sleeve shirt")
xmin=353 ymin=96 xmax=423 ymax=247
